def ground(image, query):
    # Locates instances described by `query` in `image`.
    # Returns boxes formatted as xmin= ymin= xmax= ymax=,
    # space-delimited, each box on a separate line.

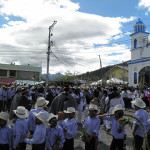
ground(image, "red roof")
xmin=0 ymin=77 xmax=16 ymax=85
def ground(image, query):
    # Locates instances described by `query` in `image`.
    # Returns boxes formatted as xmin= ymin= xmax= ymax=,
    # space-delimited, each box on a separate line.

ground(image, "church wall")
xmin=142 ymin=46 xmax=150 ymax=57
xmin=131 ymin=49 xmax=141 ymax=60
xmin=131 ymin=33 xmax=148 ymax=50
xmin=128 ymin=20 xmax=150 ymax=87
xmin=128 ymin=61 xmax=150 ymax=87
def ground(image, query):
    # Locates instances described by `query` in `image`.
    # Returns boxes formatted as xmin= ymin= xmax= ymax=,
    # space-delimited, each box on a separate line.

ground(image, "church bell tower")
xmin=130 ymin=19 xmax=149 ymax=60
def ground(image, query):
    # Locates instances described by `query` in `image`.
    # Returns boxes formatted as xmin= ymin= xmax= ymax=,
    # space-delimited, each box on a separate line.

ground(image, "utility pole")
xmin=99 ymin=55 xmax=102 ymax=69
xmin=122 ymin=61 xmax=125 ymax=85
xmin=46 ymin=21 xmax=57 ymax=87
xmin=74 ymin=71 xmax=75 ymax=86
xmin=99 ymin=55 xmax=103 ymax=85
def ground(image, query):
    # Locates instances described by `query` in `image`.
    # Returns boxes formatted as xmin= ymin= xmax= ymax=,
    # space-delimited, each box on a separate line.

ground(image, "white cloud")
xmin=138 ymin=0 xmax=150 ymax=11
xmin=4 ymin=16 xmax=9 ymax=20
xmin=0 ymin=0 xmax=134 ymax=75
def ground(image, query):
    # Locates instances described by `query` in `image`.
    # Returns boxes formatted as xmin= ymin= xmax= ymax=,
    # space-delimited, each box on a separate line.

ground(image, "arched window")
xmin=134 ymin=72 xmax=137 ymax=84
xmin=134 ymin=39 xmax=137 ymax=48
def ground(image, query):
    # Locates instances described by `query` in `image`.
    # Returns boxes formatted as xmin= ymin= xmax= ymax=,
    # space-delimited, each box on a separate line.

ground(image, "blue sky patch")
xmin=0 ymin=15 xmax=26 ymax=28
xmin=107 ymin=52 xmax=123 ymax=56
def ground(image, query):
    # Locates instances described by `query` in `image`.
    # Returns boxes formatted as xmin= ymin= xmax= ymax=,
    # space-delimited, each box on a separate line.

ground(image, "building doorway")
xmin=139 ymin=66 xmax=150 ymax=87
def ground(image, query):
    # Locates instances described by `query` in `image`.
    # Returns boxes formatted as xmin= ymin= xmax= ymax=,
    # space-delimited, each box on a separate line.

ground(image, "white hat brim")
xmin=47 ymin=115 xmax=58 ymax=125
xmin=13 ymin=109 xmax=29 ymax=118
xmin=34 ymin=100 xmax=49 ymax=109
xmin=63 ymin=110 xmax=76 ymax=113
xmin=0 ymin=116 xmax=8 ymax=121
xmin=88 ymin=108 xmax=100 ymax=114
xmin=131 ymin=101 xmax=146 ymax=108
xmin=112 ymin=108 xmax=125 ymax=114
xmin=33 ymin=112 xmax=47 ymax=126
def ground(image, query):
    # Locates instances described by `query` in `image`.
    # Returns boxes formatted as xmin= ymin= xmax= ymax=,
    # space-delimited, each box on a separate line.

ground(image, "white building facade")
xmin=128 ymin=19 xmax=150 ymax=87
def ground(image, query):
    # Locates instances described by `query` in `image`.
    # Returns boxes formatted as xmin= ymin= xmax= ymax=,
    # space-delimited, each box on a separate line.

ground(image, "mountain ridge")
xmin=41 ymin=62 xmax=128 ymax=81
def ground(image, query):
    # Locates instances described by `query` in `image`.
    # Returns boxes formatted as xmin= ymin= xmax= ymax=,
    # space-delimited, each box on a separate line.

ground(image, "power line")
xmin=51 ymin=52 xmax=74 ymax=68
xmin=51 ymin=52 xmax=76 ymax=73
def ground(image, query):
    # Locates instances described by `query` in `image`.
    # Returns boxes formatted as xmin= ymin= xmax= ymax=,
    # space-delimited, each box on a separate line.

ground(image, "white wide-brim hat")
xmin=16 ymin=86 xmax=22 ymax=91
xmin=131 ymin=98 xmax=146 ymax=109
xmin=30 ymin=86 xmax=35 ymax=90
xmin=34 ymin=97 xmax=49 ymax=109
xmin=64 ymin=107 xmax=76 ymax=113
xmin=13 ymin=106 xmax=29 ymax=118
xmin=33 ymin=112 xmax=48 ymax=126
xmin=88 ymin=104 xmax=100 ymax=114
xmin=112 ymin=104 xmax=125 ymax=114
xmin=0 ymin=112 xmax=9 ymax=121
xmin=47 ymin=113 xmax=58 ymax=125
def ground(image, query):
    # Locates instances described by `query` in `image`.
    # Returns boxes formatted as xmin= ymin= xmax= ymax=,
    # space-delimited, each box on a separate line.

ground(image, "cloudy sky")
xmin=0 ymin=0 xmax=150 ymax=75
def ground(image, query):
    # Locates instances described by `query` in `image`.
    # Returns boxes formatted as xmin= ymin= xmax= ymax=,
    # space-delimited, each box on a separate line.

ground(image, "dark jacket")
xmin=19 ymin=95 xmax=31 ymax=110
xmin=49 ymin=92 xmax=77 ymax=115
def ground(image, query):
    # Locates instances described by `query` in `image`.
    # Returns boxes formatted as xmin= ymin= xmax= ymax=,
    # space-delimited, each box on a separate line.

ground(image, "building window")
xmin=122 ymin=72 xmax=125 ymax=78
xmin=134 ymin=72 xmax=137 ymax=84
xmin=134 ymin=39 xmax=137 ymax=48
xmin=33 ymin=72 xmax=40 ymax=80
xmin=10 ymin=70 xmax=16 ymax=77
xmin=112 ymin=74 xmax=115 ymax=78
xmin=0 ymin=69 xmax=7 ymax=77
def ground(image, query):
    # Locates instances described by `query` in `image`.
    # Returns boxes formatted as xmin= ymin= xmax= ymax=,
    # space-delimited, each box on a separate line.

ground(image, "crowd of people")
xmin=0 ymin=84 xmax=150 ymax=150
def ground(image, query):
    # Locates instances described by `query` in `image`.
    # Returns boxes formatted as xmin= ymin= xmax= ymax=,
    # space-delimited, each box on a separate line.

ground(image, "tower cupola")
xmin=130 ymin=19 xmax=149 ymax=50
xmin=133 ymin=19 xmax=146 ymax=33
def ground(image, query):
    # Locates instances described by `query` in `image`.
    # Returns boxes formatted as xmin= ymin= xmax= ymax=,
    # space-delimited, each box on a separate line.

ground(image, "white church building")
xmin=128 ymin=19 xmax=150 ymax=87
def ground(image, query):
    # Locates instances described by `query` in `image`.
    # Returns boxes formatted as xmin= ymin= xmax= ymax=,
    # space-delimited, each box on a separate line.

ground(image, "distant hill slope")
xmin=78 ymin=62 xmax=128 ymax=81
xmin=42 ymin=73 xmax=64 ymax=81
xmin=42 ymin=62 xmax=128 ymax=82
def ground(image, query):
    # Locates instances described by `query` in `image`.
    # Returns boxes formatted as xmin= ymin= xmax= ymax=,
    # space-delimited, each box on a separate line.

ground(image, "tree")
xmin=54 ymin=70 xmax=77 ymax=82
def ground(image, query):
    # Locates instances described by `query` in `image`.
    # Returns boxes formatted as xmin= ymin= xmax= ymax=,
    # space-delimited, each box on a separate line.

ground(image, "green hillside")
xmin=78 ymin=62 xmax=128 ymax=81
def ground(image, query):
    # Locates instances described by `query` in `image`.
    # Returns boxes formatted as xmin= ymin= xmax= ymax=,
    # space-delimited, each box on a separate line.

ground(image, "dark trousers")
xmin=85 ymin=136 xmax=97 ymax=150
xmin=142 ymin=97 xmax=148 ymax=107
xmin=134 ymin=135 xmax=143 ymax=150
xmin=63 ymin=138 xmax=74 ymax=150
xmin=123 ymin=97 xmax=131 ymax=108
xmin=110 ymin=137 xmax=125 ymax=150
xmin=2 ymin=101 xmax=7 ymax=111
xmin=7 ymin=98 xmax=12 ymax=112
xmin=0 ymin=101 xmax=6 ymax=112
xmin=0 ymin=101 xmax=7 ymax=112
xmin=0 ymin=144 xmax=9 ymax=150
xmin=0 ymin=101 xmax=3 ymax=112
xmin=16 ymin=142 xmax=26 ymax=150
xmin=32 ymin=142 xmax=45 ymax=150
